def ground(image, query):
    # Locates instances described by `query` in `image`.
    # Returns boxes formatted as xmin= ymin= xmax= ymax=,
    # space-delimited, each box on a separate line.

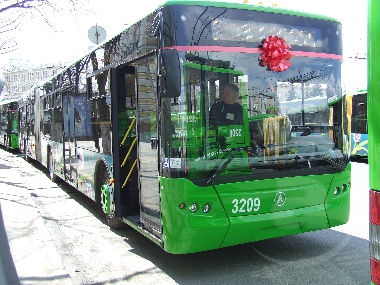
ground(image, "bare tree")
xmin=0 ymin=0 xmax=84 ymax=55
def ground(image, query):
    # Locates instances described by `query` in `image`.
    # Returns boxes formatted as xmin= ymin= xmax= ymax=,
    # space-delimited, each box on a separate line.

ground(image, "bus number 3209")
xmin=231 ymin=198 xmax=260 ymax=214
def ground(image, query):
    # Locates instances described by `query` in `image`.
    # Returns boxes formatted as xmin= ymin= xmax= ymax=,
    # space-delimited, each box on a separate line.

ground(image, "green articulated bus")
xmin=0 ymin=98 xmax=19 ymax=150
xmin=368 ymin=0 xmax=380 ymax=283
xmin=19 ymin=0 xmax=351 ymax=254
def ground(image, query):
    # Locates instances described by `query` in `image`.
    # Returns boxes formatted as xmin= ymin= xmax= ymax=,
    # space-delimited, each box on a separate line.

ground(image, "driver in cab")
xmin=209 ymin=83 xmax=243 ymax=126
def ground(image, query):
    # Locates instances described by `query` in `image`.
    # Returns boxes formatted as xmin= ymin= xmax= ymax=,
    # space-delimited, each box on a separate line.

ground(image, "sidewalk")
xmin=0 ymin=149 xmax=72 ymax=285
xmin=0 ymin=203 xmax=19 ymax=285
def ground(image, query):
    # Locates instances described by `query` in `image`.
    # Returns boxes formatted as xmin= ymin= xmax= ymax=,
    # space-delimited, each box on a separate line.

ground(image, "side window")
xmin=74 ymin=93 xmax=96 ymax=151
xmin=51 ymin=92 xmax=63 ymax=143
xmin=351 ymin=93 xmax=368 ymax=134
xmin=42 ymin=109 xmax=51 ymax=136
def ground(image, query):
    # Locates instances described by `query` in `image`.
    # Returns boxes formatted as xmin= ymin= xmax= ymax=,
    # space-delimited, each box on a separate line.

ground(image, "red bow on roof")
xmin=259 ymin=35 xmax=293 ymax=72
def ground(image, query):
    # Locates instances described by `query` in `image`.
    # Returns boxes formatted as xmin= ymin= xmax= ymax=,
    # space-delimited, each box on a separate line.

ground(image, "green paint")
xmin=160 ymin=166 xmax=350 ymax=254
xmin=368 ymin=0 xmax=380 ymax=190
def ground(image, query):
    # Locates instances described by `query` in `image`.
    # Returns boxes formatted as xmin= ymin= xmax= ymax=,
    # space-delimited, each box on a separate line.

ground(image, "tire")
xmin=106 ymin=214 xmax=126 ymax=229
xmin=96 ymin=165 xmax=125 ymax=229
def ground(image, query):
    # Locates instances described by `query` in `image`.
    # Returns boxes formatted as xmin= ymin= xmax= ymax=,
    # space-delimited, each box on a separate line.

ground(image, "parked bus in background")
xmin=345 ymin=89 xmax=368 ymax=158
xmin=368 ymin=0 xmax=380 ymax=283
xmin=0 ymin=98 xmax=19 ymax=150
xmin=18 ymin=0 xmax=350 ymax=254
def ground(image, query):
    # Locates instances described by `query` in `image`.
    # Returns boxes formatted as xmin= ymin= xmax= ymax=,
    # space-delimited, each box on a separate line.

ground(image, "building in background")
xmin=1 ymin=59 xmax=66 ymax=100
xmin=0 ymin=73 xmax=4 ymax=97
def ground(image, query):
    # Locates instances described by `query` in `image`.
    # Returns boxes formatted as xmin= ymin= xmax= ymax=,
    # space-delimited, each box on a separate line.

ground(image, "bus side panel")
xmin=50 ymin=141 xmax=65 ymax=181
xmin=76 ymin=147 xmax=97 ymax=198
xmin=40 ymin=135 xmax=49 ymax=168
xmin=27 ymin=134 xmax=37 ymax=160
xmin=76 ymin=148 xmax=113 ymax=202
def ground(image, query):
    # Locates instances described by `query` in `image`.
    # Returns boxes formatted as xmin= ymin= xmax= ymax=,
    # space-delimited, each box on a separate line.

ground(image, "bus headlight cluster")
xmin=334 ymin=182 xmax=350 ymax=195
xmin=179 ymin=202 xmax=211 ymax=213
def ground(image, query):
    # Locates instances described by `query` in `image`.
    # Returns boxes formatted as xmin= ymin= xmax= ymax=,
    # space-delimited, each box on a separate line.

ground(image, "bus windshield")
xmin=160 ymin=5 xmax=346 ymax=185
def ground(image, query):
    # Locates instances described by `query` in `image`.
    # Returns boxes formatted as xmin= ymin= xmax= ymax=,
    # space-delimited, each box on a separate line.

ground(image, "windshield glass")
xmin=160 ymin=5 xmax=347 ymax=185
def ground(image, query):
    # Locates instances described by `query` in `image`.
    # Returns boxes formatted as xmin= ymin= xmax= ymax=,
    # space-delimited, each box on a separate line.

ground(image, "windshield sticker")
xmin=170 ymin=158 xmax=181 ymax=169
xmin=162 ymin=158 xmax=170 ymax=168
xmin=162 ymin=158 xmax=181 ymax=169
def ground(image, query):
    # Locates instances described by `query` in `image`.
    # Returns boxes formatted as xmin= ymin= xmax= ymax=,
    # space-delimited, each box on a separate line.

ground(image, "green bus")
xmin=0 ymin=98 xmax=19 ymax=150
xmin=19 ymin=0 xmax=350 ymax=254
xmin=368 ymin=0 xmax=380 ymax=283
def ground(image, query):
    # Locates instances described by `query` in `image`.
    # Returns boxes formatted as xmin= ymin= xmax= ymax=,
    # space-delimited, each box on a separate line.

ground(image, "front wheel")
xmin=106 ymin=214 xmax=126 ymax=229
xmin=96 ymin=165 xmax=125 ymax=229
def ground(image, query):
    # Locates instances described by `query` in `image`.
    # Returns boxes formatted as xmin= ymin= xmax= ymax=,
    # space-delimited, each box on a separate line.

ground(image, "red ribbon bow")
xmin=259 ymin=35 xmax=293 ymax=72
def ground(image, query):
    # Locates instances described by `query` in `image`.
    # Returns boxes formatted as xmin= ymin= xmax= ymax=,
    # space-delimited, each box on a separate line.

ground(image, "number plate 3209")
xmin=231 ymin=197 xmax=261 ymax=214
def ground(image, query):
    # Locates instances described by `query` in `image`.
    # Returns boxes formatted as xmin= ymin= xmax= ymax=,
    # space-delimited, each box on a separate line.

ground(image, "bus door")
xmin=62 ymin=91 xmax=77 ymax=183
xmin=136 ymin=58 xmax=161 ymax=238
xmin=111 ymin=59 xmax=161 ymax=239
xmin=111 ymin=66 xmax=140 ymax=224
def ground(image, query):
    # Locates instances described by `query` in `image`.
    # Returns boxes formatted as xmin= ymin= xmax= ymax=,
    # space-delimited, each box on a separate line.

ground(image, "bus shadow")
xmin=122 ymin=229 xmax=369 ymax=285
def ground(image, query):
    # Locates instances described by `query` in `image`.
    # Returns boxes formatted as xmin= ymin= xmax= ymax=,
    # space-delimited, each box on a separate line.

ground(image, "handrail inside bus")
xmin=120 ymin=117 xmax=136 ymax=146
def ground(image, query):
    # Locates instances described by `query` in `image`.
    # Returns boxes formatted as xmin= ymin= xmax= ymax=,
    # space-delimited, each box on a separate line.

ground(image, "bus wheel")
xmin=106 ymin=214 xmax=125 ymax=229
xmin=48 ymin=152 xmax=59 ymax=182
xmin=97 ymin=166 xmax=125 ymax=229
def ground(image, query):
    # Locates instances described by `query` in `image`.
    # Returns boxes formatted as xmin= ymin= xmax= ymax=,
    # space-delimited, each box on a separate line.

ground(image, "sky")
xmin=0 ymin=0 xmax=367 ymax=90
xmin=0 ymin=0 xmax=162 ymax=67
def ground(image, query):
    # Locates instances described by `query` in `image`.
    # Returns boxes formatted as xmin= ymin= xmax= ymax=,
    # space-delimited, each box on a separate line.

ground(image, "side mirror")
xmin=161 ymin=49 xmax=181 ymax=98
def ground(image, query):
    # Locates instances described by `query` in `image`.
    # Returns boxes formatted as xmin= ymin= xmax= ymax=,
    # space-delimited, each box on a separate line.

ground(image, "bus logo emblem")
xmin=274 ymin=192 xmax=286 ymax=206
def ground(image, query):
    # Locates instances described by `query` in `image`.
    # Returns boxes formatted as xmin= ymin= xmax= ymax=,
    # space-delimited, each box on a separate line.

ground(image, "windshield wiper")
xmin=204 ymin=147 xmax=347 ymax=186
xmin=204 ymin=146 xmax=259 ymax=186
xmin=249 ymin=153 xmax=347 ymax=172
xmin=318 ymin=155 xmax=347 ymax=171
xmin=293 ymin=154 xmax=347 ymax=171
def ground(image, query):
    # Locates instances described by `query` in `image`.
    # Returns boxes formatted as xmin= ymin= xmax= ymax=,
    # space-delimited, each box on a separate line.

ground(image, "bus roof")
xmin=44 ymin=0 xmax=341 ymax=85
xmin=158 ymin=0 xmax=340 ymax=22
xmin=0 ymin=98 xmax=19 ymax=105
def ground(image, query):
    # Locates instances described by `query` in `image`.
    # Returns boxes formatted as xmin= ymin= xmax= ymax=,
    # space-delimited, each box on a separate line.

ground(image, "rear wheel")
xmin=96 ymin=164 xmax=125 ymax=229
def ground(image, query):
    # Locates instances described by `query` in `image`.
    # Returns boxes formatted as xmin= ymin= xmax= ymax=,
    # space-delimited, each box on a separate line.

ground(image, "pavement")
xmin=0 ymin=149 xmax=72 ymax=285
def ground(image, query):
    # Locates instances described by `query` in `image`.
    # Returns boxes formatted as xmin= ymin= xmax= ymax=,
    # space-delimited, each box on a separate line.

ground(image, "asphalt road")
xmin=0 ymin=149 xmax=370 ymax=285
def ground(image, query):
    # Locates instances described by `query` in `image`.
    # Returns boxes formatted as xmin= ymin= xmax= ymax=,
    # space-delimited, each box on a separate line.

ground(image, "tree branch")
xmin=0 ymin=0 xmax=83 ymax=55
